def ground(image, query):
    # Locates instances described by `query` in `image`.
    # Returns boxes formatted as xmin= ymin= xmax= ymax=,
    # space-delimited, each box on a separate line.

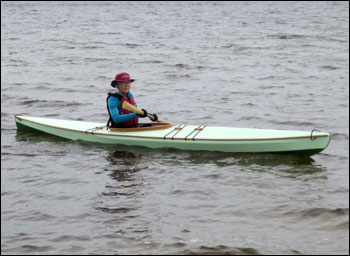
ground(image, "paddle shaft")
xmin=121 ymin=101 xmax=167 ymax=123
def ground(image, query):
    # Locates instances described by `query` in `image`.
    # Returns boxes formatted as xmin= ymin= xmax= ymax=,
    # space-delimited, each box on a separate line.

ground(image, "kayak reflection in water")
xmin=106 ymin=72 xmax=157 ymax=128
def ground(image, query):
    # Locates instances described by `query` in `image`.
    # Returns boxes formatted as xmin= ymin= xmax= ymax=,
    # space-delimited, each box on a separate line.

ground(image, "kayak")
xmin=15 ymin=115 xmax=331 ymax=156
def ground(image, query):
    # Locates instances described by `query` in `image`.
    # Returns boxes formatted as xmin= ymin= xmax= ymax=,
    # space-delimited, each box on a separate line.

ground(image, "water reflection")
xmin=96 ymin=149 xmax=153 ymax=242
xmin=178 ymin=151 xmax=326 ymax=180
xmin=105 ymin=150 xmax=146 ymax=182
xmin=15 ymin=128 xmax=69 ymax=144
xmin=100 ymin=146 xmax=327 ymax=181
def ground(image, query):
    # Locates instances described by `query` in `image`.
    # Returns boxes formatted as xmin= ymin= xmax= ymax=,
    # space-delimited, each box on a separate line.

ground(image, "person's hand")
xmin=137 ymin=109 xmax=148 ymax=118
xmin=149 ymin=113 xmax=158 ymax=122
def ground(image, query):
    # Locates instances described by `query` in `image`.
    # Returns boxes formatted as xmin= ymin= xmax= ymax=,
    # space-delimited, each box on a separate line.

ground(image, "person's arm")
xmin=108 ymin=97 xmax=137 ymax=123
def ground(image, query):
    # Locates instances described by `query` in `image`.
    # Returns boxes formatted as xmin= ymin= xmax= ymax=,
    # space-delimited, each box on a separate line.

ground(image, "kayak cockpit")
xmin=108 ymin=122 xmax=173 ymax=132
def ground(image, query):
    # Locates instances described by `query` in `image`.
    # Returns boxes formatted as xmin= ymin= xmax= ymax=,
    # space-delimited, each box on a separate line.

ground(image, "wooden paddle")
xmin=121 ymin=101 xmax=168 ymax=123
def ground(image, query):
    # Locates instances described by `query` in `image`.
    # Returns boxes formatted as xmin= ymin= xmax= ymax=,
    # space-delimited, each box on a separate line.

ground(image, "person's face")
xmin=117 ymin=81 xmax=131 ymax=95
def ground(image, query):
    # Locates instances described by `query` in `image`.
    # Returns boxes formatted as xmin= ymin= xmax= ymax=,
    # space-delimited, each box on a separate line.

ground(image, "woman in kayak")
xmin=106 ymin=72 xmax=157 ymax=128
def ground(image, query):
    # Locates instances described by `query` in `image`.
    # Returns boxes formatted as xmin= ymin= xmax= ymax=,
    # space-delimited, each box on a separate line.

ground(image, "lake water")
xmin=1 ymin=1 xmax=349 ymax=255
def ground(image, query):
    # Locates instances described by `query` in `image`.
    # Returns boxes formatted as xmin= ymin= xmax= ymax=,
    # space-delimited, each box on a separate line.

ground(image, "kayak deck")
xmin=15 ymin=115 xmax=331 ymax=156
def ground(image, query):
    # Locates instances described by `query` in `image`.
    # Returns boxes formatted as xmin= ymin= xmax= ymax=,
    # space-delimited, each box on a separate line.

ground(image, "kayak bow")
xmin=15 ymin=115 xmax=331 ymax=156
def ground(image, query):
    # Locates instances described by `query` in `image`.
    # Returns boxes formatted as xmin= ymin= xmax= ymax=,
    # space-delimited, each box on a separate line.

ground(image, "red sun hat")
xmin=115 ymin=72 xmax=135 ymax=82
